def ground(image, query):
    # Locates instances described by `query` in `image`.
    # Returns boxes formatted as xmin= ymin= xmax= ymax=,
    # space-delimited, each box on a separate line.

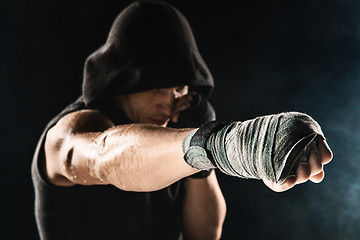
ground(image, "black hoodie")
xmin=32 ymin=2 xmax=215 ymax=239
xmin=83 ymin=1 xmax=213 ymax=110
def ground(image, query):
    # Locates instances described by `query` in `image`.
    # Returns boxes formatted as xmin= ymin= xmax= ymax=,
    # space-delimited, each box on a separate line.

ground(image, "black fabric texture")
xmin=32 ymin=2 xmax=216 ymax=239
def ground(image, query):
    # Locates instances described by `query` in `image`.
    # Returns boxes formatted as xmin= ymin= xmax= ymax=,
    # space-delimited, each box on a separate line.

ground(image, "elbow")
xmin=60 ymin=142 xmax=107 ymax=186
xmin=60 ymin=145 xmax=80 ymax=183
xmin=45 ymin=132 xmax=78 ymax=186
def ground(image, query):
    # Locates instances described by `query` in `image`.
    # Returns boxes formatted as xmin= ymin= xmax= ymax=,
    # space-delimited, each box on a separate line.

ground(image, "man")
xmin=32 ymin=1 xmax=332 ymax=240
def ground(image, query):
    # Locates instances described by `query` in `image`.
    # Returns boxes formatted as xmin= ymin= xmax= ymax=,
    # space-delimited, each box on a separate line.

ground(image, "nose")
xmin=172 ymin=86 xmax=189 ymax=99
xmin=157 ymin=86 xmax=189 ymax=116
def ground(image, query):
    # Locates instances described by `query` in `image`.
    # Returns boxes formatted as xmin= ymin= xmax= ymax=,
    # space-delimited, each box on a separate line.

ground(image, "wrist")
xmin=182 ymin=121 xmax=230 ymax=171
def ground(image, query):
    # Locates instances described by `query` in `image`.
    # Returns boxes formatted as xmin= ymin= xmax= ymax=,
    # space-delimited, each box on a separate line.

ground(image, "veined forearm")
xmin=88 ymin=124 xmax=198 ymax=191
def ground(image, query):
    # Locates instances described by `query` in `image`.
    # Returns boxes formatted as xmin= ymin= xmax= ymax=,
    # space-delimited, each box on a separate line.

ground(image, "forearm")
xmin=182 ymin=171 xmax=226 ymax=240
xmin=87 ymin=124 xmax=198 ymax=191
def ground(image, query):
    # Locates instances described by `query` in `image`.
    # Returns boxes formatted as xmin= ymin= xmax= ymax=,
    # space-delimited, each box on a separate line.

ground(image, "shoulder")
xmin=51 ymin=109 xmax=115 ymax=135
xmin=45 ymin=109 xmax=115 ymax=156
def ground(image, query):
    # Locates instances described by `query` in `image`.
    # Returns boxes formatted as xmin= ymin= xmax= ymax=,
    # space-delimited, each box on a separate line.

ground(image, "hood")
xmin=82 ymin=1 xmax=214 ymax=107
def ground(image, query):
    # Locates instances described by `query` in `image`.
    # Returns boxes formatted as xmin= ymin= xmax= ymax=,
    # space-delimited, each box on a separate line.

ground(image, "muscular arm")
xmin=182 ymin=171 xmax=226 ymax=240
xmin=44 ymin=109 xmax=198 ymax=191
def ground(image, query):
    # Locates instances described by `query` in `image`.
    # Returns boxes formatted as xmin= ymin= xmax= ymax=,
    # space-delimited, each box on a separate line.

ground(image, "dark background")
xmin=2 ymin=0 xmax=360 ymax=239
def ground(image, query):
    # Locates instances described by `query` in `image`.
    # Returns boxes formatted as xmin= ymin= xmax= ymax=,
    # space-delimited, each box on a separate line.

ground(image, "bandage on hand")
xmin=183 ymin=112 xmax=331 ymax=186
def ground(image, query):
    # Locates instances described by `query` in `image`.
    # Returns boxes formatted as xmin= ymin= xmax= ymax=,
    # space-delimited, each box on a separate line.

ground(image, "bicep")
xmin=44 ymin=110 xmax=114 ymax=186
